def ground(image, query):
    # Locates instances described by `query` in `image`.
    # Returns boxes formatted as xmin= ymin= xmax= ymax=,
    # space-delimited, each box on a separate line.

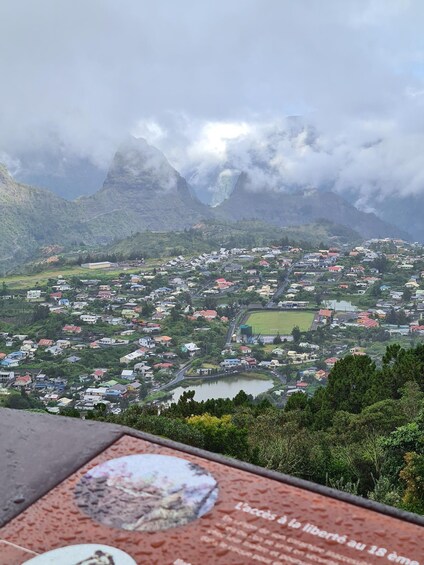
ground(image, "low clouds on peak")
xmin=0 ymin=0 xmax=424 ymax=204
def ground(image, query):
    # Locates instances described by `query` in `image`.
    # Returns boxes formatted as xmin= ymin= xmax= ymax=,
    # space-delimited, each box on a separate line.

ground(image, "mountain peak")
xmin=103 ymin=136 xmax=179 ymax=193
xmin=0 ymin=164 xmax=13 ymax=186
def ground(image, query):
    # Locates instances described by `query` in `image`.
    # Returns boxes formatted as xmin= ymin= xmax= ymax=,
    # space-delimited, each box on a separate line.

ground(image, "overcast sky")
xmin=1 ymin=0 xmax=424 ymax=204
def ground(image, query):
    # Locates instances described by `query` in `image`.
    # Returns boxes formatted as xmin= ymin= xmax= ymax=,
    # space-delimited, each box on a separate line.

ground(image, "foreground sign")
xmin=0 ymin=434 xmax=423 ymax=564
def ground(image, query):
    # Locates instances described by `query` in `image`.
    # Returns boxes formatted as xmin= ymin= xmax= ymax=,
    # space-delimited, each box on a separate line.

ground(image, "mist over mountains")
xmin=7 ymin=120 xmax=423 ymax=241
xmin=0 ymin=135 xmax=411 ymax=271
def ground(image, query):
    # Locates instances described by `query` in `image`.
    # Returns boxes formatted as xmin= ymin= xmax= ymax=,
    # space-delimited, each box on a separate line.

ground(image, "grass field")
xmin=245 ymin=310 xmax=315 ymax=335
xmin=0 ymin=258 xmax=164 ymax=290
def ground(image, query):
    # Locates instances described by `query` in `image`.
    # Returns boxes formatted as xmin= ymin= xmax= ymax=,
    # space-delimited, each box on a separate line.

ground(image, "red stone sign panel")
xmin=1 ymin=434 xmax=423 ymax=564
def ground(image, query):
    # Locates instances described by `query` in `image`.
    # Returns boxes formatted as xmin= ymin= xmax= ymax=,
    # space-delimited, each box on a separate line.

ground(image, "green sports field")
xmin=245 ymin=310 xmax=315 ymax=335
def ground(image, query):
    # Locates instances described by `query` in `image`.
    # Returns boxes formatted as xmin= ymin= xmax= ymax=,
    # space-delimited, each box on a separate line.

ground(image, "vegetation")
xmin=86 ymin=343 xmax=424 ymax=515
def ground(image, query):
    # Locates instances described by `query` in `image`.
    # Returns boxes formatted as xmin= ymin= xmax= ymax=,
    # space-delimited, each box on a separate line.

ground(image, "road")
xmin=225 ymin=307 xmax=247 ymax=347
xmin=268 ymin=265 xmax=295 ymax=305
xmin=157 ymin=360 xmax=192 ymax=391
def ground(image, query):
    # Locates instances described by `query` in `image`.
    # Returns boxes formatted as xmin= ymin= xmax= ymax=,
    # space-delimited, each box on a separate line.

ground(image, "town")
xmin=1 ymin=237 xmax=424 ymax=415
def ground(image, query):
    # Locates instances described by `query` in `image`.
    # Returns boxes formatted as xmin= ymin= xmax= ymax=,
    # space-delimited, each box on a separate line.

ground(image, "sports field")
xmin=245 ymin=310 xmax=315 ymax=335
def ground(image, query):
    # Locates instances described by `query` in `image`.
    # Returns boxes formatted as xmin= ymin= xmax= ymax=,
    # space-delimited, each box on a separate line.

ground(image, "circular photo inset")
xmin=24 ymin=543 xmax=136 ymax=565
xmin=75 ymin=454 xmax=218 ymax=531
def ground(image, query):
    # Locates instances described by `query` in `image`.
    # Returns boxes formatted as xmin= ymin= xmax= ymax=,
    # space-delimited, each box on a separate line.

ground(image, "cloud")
xmin=1 ymin=0 xmax=424 ymax=205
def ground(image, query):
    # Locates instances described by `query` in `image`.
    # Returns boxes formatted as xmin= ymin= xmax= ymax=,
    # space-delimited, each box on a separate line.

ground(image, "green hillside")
xmin=108 ymin=219 xmax=361 ymax=260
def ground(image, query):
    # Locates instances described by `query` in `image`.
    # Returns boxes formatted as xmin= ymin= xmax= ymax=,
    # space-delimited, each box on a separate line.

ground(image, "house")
xmin=66 ymin=355 xmax=81 ymax=363
xmin=26 ymin=290 xmax=42 ymax=301
xmin=315 ymin=370 xmax=328 ymax=381
xmin=350 ymin=347 xmax=366 ymax=356
xmin=80 ymin=315 xmax=98 ymax=324
xmin=154 ymin=336 xmax=173 ymax=346
xmin=357 ymin=317 xmax=379 ymax=329
xmin=181 ymin=342 xmax=200 ymax=356
xmin=105 ymin=384 xmax=128 ymax=398
xmin=0 ymin=370 xmax=14 ymax=384
xmin=134 ymin=362 xmax=152 ymax=376
xmin=325 ymin=357 xmax=338 ymax=367
xmin=56 ymin=339 xmax=71 ymax=349
xmin=120 ymin=350 xmax=145 ymax=364
xmin=92 ymin=368 xmax=108 ymax=380
xmin=215 ymin=278 xmax=234 ymax=291
xmin=220 ymin=358 xmax=241 ymax=368
xmin=318 ymin=309 xmax=333 ymax=319
xmin=153 ymin=362 xmax=174 ymax=371
xmin=45 ymin=346 xmax=63 ymax=357
xmin=139 ymin=337 xmax=156 ymax=349
xmin=127 ymin=381 xmax=142 ymax=393
xmin=245 ymin=357 xmax=257 ymax=366
xmin=121 ymin=369 xmax=135 ymax=380
xmin=38 ymin=339 xmax=54 ymax=347
xmin=142 ymin=323 xmax=161 ymax=334
xmin=13 ymin=374 xmax=32 ymax=388
xmin=57 ymin=397 xmax=73 ymax=407
xmin=192 ymin=309 xmax=218 ymax=320
xmin=405 ymin=280 xmax=420 ymax=289
xmin=63 ymin=325 xmax=82 ymax=334
xmin=83 ymin=387 xmax=108 ymax=402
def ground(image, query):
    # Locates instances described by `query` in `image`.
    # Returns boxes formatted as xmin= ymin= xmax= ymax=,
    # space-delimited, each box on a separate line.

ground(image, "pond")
xmin=323 ymin=299 xmax=358 ymax=312
xmin=170 ymin=375 xmax=274 ymax=403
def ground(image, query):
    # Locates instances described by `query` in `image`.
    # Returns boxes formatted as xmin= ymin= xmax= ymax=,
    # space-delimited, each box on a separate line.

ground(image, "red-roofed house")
xmin=153 ymin=362 xmax=174 ymax=370
xmin=245 ymin=357 xmax=257 ymax=366
xmin=38 ymin=339 xmax=54 ymax=347
xmin=296 ymin=381 xmax=308 ymax=388
xmin=215 ymin=278 xmax=234 ymax=290
xmin=325 ymin=357 xmax=338 ymax=367
xmin=193 ymin=309 xmax=218 ymax=320
xmin=319 ymin=309 xmax=333 ymax=319
xmin=358 ymin=317 xmax=379 ymax=328
xmin=63 ymin=325 xmax=82 ymax=334
xmin=154 ymin=335 xmax=173 ymax=346
xmin=13 ymin=374 xmax=32 ymax=387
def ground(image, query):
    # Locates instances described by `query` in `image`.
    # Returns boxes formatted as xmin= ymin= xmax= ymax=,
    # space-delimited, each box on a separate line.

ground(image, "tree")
xmin=32 ymin=304 xmax=49 ymax=322
xmin=141 ymin=302 xmax=154 ymax=317
xmin=291 ymin=325 xmax=301 ymax=344
xmin=273 ymin=333 xmax=282 ymax=345
xmin=324 ymin=355 xmax=377 ymax=414
xmin=170 ymin=305 xmax=181 ymax=322
xmin=400 ymin=452 xmax=424 ymax=513
xmin=187 ymin=413 xmax=250 ymax=460
xmin=371 ymin=255 xmax=390 ymax=274
xmin=204 ymin=296 xmax=217 ymax=310
xmin=403 ymin=287 xmax=412 ymax=302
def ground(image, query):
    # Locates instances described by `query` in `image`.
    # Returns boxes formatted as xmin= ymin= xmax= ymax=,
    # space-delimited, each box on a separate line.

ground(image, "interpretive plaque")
xmin=0 ymin=434 xmax=423 ymax=564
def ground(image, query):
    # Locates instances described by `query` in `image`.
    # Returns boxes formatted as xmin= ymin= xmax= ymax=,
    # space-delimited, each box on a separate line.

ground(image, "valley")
xmin=2 ymin=222 xmax=424 ymax=514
